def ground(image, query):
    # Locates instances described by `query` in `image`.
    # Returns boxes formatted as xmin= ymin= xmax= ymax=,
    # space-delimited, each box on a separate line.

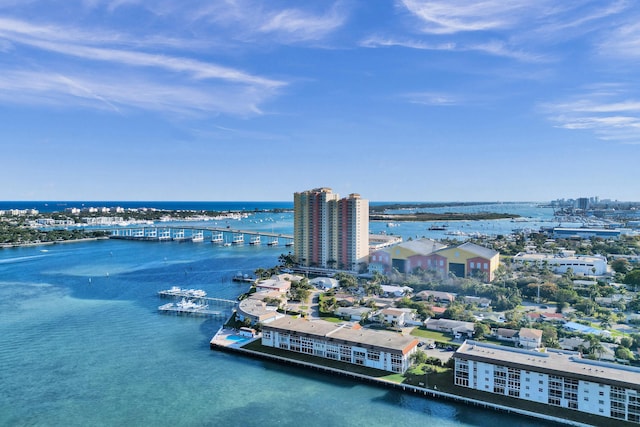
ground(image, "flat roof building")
xmin=512 ymin=251 xmax=608 ymax=276
xmin=262 ymin=317 xmax=418 ymax=373
xmin=454 ymin=340 xmax=640 ymax=423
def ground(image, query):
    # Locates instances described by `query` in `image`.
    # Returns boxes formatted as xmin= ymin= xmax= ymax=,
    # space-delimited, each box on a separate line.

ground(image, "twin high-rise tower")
xmin=293 ymin=188 xmax=369 ymax=272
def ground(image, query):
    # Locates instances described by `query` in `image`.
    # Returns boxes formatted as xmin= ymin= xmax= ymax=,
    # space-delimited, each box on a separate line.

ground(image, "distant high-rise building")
xmin=293 ymin=188 xmax=369 ymax=271
xmin=576 ymin=197 xmax=590 ymax=211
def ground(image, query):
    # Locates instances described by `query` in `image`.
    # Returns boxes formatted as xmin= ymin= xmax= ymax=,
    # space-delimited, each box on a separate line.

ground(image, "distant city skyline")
xmin=1 ymin=1 xmax=639 ymax=202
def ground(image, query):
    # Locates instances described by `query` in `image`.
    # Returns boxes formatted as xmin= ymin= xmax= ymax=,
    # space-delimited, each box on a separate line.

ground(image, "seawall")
xmin=211 ymin=342 xmax=591 ymax=427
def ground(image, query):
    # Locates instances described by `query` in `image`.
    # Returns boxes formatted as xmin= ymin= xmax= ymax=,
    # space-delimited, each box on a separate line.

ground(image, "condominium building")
xmin=261 ymin=317 xmax=418 ymax=373
xmin=294 ymin=188 xmax=368 ymax=271
xmin=454 ymin=340 xmax=640 ymax=424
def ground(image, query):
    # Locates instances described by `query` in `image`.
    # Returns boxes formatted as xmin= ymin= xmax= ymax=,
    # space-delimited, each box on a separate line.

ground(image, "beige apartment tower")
xmin=293 ymin=188 xmax=369 ymax=271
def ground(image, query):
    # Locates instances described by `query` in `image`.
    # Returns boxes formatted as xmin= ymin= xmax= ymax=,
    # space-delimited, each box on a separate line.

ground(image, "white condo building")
xmin=454 ymin=340 xmax=640 ymax=424
xmin=261 ymin=317 xmax=418 ymax=373
xmin=294 ymin=188 xmax=369 ymax=271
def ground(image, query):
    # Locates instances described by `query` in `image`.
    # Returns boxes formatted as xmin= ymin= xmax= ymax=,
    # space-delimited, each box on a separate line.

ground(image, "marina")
xmin=157 ymin=287 xmax=238 ymax=317
xmin=158 ymin=299 xmax=226 ymax=317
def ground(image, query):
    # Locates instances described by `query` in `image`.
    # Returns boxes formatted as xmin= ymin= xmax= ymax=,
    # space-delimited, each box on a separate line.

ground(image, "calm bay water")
xmin=0 ymin=203 xmax=558 ymax=426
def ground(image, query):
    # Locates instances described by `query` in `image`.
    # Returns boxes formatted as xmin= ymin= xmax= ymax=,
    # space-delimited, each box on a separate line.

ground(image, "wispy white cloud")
xmin=0 ymin=15 xmax=285 ymax=116
xmin=597 ymin=20 xmax=640 ymax=58
xmin=360 ymin=35 xmax=454 ymax=51
xmin=404 ymin=91 xmax=460 ymax=106
xmin=360 ymin=35 xmax=547 ymax=63
xmin=0 ymin=18 xmax=282 ymax=87
xmin=393 ymin=0 xmax=631 ymax=64
xmin=542 ymin=86 xmax=640 ymax=144
xmin=0 ymin=70 xmax=273 ymax=116
xmin=258 ymin=6 xmax=346 ymax=42
xmin=399 ymin=0 xmax=538 ymax=35
xmin=189 ymin=1 xmax=346 ymax=44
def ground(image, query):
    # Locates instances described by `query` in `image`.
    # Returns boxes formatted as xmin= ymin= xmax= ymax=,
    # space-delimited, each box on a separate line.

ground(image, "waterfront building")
xmin=236 ymin=291 xmax=285 ymax=325
xmin=453 ymin=340 xmax=640 ymax=424
xmin=337 ymin=193 xmax=369 ymax=271
xmin=254 ymin=273 xmax=303 ymax=294
xmin=552 ymin=227 xmax=621 ymax=240
xmin=512 ymin=251 xmax=608 ymax=276
xmin=294 ymin=188 xmax=369 ymax=271
xmin=261 ymin=317 xmax=418 ymax=373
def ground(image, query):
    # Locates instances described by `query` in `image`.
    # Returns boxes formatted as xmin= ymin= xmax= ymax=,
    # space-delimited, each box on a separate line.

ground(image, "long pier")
xmin=109 ymin=226 xmax=293 ymax=246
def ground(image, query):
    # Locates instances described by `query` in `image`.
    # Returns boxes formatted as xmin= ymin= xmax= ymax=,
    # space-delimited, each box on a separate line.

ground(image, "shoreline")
xmin=211 ymin=341 xmax=590 ymax=427
xmin=0 ymin=236 xmax=108 ymax=250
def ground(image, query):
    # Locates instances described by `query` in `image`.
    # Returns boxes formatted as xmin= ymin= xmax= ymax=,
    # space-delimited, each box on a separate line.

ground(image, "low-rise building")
xmin=261 ymin=317 xmax=419 ymax=373
xmin=415 ymin=290 xmax=456 ymax=303
xmin=552 ymin=227 xmax=621 ymax=240
xmin=454 ymin=340 xmax=640 ymax=423
xmin=236 ymin=291 xmax=285 ymax=325
xmin=380 ymin=308 xmax=410 ymax=326
xmin=380 ymin=284 xmax=413 ymax=297
xmin=369 ymin=240 xmax=500 ymax=281
xmin=310 ymin=277 xmax=339 ymax=290
xmin=425 ymin=319 xmax=474 ymax=338
xmin=512 ymin=251 xmax=608 ymax=276
xmin=335 ymin=306 xmax=372 ymax=321
xmin=518 ymin=328 xmax=543 ymax=350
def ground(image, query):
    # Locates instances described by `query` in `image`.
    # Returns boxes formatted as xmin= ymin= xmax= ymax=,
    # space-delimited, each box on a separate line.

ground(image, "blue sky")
xmin=1 ymin=1 xmax=639 ymax=202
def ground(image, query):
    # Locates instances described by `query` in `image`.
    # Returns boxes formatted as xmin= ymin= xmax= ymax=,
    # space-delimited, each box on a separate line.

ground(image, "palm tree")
xmin=586 ymin=335 xmax=605 ymax=360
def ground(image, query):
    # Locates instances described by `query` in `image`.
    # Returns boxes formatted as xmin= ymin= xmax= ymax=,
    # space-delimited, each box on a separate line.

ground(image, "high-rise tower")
xmin=294 ymin=188 xmax=368 ymax=271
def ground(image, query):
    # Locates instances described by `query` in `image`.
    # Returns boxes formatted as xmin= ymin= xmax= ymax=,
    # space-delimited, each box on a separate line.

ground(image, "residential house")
xmin=425 ymin=319 xmax=474 ymax=339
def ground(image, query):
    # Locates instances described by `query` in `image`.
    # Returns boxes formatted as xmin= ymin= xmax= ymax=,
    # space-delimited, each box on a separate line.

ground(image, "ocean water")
xmin=0 ymin=205 xmax=557 ymax=426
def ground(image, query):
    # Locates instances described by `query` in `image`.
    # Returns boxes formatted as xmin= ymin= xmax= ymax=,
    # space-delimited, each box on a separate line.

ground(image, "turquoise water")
xmin=0 ymin=209 xmax=557 ymax=426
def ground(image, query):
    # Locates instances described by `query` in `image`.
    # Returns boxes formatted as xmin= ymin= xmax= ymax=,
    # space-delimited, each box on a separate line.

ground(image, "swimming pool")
xmin=226 ymin=335 xmax=249 ymax=342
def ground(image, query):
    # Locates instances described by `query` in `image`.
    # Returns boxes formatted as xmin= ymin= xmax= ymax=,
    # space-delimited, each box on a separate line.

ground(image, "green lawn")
xmin=319 ymin=316 xmax=345 ymax=323
xmin=409 ymin=327 xmax=453 ymax=343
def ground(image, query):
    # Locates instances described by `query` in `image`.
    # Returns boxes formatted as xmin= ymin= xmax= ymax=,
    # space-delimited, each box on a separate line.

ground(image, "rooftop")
xmin=264 ymin=317 xmax=418 ymax=354
xmin=455 ymin=340 xmax=640 ymax=389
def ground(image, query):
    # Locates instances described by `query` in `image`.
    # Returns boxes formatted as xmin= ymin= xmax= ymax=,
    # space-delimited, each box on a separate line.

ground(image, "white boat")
xmin=211 ymin=232 xmax=224 ymax=244
xmin=249 ymin=235 xmax=261 ymax=245
xmin=267 ymin=238 xmax=278 ymax=246
xmin=232 ymin=234 xmax=244 ymax=245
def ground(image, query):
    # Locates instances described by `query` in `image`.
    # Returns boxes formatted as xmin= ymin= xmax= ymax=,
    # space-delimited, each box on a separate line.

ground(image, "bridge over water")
xmin=109 ymin=225 xmax=294 ymax=246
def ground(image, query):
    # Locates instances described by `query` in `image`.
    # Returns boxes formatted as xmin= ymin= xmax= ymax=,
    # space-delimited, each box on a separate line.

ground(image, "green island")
xmin=369 ymin=212 xmax=519 ymax=221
